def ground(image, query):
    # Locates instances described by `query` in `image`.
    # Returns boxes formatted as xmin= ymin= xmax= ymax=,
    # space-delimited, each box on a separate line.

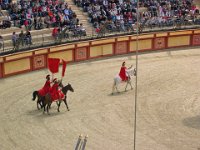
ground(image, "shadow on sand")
xmin=26 ymin=105 xmax=66 ymax=117
xmin=182 ymin=115 xmax=200 ymax=129
xmin=108 ymin=89 xmax=132 ymax=96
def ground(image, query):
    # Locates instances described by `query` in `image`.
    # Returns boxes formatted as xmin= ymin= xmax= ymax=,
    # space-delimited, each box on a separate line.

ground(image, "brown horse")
xmin=42 ymin=83 xmax=74 ymax=115
xmin=32 ymin=82 xmax=63 ymax=110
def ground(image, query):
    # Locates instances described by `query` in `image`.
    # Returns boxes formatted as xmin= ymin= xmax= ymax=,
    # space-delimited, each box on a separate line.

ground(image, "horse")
xmin=32 ymin=81 xmax=63 ymax=110
xmin=42 ymin=83 xmax=74 ymax=115
xmin=112 ymin=68 xmax=136 ymax=94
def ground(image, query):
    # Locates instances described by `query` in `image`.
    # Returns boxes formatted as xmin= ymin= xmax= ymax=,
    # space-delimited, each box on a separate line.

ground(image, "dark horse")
xmin=42 ymin=83 xmax=74 ymax=115
xmin=32 ymin=81 xmax=63 ymax=110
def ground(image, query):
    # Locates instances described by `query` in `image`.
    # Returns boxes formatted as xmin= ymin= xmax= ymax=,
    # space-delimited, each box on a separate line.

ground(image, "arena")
xmin=0 ymin=47 xmax=199 ymax=150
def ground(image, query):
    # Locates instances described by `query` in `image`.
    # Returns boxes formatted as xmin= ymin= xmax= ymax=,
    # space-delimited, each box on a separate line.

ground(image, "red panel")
xmin=0 ymin=63 xmax=2 ymax=78
xmin=192 ymin=35 xmax=200 ymax=45
xmin=33 ymin=55 xmax=46 ymax=70
xmin=154 ymin=37 xmax=166 ymax=49
xmin=75 ymin=47 xmax=87 ymax=61
xmin=115 ymin=42 xmax=128 ymax=54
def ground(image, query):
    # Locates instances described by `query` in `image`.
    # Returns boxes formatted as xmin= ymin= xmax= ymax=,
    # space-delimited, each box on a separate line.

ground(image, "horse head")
xmin=62 ymin=83 xmax=74 ymax=95
xmin=67 ymin=83 xmax=74 ymax=92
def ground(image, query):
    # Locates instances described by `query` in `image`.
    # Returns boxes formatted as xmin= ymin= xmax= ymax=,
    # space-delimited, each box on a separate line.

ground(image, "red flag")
xmin=48 ymin=58 xmax=60 ymax=73
xmin=62 ymin=60 xmax=67 ymax=77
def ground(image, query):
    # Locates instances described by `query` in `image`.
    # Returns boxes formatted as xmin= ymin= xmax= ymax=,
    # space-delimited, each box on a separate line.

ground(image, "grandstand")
xmin=0 ymin=0 xmax=199 ymax=54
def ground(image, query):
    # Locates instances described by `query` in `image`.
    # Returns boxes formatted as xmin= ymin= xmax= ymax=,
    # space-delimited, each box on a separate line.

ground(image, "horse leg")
xmin=43 ymin=103 xmax=46 ymax=114
xmin=37 ymin=99 xmax=40 ymax=110
xmin=125 ymin=80 xmax=133 ymax=91
xmin=125 ymin=82 xmax=128 ymax=92
xmin=112 ymin=83 xmax=116 ymax=95
xmin=49 ymin=103 xmax=52 ymax=109
xmin=64 ymin=98 xmax=70 ymax=111
xmin=38 ymin=98 xmax=43 ymax=109
xmin=129 ymin=81 xmax=133 ymax=90
xmin=127 ymin=79 xmax=133 ymax=90
xmin=115 ymin=85 xmax=120 ymax=93
xmin=47 ymin=103 xmax=50 ymax=115
xmin=57 ymin=101 xmax=61 ymax=112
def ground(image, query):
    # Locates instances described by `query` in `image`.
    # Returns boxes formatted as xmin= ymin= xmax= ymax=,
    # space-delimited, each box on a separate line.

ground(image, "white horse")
xmin=112 ymin=68 xmax=136 ymax=94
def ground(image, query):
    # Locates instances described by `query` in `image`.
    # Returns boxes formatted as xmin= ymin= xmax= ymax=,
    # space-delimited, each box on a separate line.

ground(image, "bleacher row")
xmin=0 ymin=0 xmax=200 ymax=52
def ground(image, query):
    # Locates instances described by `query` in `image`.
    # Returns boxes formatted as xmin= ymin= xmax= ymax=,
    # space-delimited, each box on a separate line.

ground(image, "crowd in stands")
xmin=74 ymin=0 xmax=200 ymax=32
xmin=0 ymin=0 xmax=87 ymax=49
xmin=0 ymin=0 xmax=81 ymax=30
xmin=11 ymin=30 xmax=32 ymax=49
xmin=0 ymin=0 xmax=200 ymax=50
xmin=0 ymin=0 xmax=199 ymax=33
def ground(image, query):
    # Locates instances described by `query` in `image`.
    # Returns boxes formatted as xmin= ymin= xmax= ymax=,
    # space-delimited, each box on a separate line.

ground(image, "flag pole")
xmin=134 ymin=0 xmax=139 ymax=150
xmin=52 ymin=73 xmax=54 ymax=82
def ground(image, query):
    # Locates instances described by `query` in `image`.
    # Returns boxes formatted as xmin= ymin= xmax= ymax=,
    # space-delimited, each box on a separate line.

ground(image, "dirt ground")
xmin=0 ymin=47 xmax=200 ymax=150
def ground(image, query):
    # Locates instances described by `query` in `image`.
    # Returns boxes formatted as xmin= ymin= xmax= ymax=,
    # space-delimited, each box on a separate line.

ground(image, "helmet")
xmin=46 ymin=74 xmax=50 ymax=79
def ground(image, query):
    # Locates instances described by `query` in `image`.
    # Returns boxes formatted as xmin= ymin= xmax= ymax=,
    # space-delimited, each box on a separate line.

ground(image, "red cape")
xmin=38 ymin=80 xmax=51 ymax=96
xmin=50 ymin=83 xmax=64 ymax=101
xmin=119 ymin=66 xmax=128 ymax=81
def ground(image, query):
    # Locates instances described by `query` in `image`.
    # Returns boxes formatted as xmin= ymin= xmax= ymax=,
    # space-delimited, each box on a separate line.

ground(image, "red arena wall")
xmin=0 ymin=29 xmax=200 ymax=78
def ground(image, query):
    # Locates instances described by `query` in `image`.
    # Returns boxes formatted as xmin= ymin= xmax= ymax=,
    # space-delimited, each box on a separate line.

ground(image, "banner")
xmin=62 ymin=60 xmax=67 ymax=77
xmin=48 ymin=58 xmax=60 ymax=73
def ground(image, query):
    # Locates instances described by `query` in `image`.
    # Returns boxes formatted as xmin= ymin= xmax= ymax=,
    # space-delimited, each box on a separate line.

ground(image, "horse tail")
xmin=32 ymin=91 xmax=38 ymax=101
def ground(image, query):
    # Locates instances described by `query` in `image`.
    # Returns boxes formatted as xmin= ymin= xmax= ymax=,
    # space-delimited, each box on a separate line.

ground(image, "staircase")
xmin=67 ymin=0 xmax=95 ymax=35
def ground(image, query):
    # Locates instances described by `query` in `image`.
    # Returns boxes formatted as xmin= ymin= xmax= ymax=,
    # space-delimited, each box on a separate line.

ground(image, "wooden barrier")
xmin=0 ymin=63 xmax=2 ymax=78
xmin=0 ymin=29 xmax=200 ymax=78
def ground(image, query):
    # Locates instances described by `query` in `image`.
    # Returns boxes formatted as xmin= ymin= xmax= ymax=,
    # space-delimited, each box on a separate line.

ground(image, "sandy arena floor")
xmin=0 ymin=48 xmax=200 ymax=150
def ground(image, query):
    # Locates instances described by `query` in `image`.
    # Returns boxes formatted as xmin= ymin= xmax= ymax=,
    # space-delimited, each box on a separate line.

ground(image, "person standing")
xmin=0 ymin=35 xmax=3 ymax=50
xmin=25 ymin=30 xmax=32 ymax=45
xmin=12 ymin=32 xmax=18 ymax=50
xmin=19 ymin=30 xmax=25 ymax=46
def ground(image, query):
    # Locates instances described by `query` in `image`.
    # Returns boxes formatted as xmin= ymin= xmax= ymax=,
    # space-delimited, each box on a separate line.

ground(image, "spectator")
xmin=52 ymin=27 xmax=58 ymax=40
xmin=25 ymin=31 xmax=32 ymax=45
xmin=12 ymin=32 xmax=18 ymax=50
xmin=19 ymin=30 xmax=25 ymax=46
xmin=0 ymin=35 xmax=3 ymax=49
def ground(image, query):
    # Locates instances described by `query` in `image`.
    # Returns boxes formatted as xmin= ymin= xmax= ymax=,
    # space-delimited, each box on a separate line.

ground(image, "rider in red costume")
xmin=50 ymin=78 xmax=64 ymax=101
xmin=119 ymin=61 xmax=132 ymax=81
xmin=38 ymin=74 xmax=51 ymax=96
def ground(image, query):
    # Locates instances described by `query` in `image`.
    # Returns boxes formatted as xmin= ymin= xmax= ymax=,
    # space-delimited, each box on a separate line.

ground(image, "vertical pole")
xmin=81 ymin=135 xmax=88 ymax=150
xmin=42 ymin=34 xmax=44 ymax=46
xmin=134 ymin=0 xmax=139 ymax=150
xmin=75 ymin=134 xmax=82 ymax=150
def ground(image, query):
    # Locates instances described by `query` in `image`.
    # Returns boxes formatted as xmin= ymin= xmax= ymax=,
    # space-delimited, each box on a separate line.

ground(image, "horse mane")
xmin=62 ymin=84 xmax=69 ymax=95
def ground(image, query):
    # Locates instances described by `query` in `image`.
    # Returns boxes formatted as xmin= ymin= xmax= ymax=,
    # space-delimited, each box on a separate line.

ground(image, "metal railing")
xmin=0 ymin=22 xmax=200 ymax=55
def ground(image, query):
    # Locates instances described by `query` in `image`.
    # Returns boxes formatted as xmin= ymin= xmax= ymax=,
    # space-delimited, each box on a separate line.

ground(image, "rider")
xmin=50 ymin=78 xmax=64 ymax=101
xmin=38 ymin=74 xmax=51 ymax=96
xmin=119 ymin=61 xmax=132 ymax=81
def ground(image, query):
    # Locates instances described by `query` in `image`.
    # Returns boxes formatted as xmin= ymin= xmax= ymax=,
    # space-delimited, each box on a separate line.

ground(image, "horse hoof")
xmin=131 ymin=88 xmax=133 ymax=90
xmin=111 ymin=93 xmax=113 ymax=95
xmin=67 ymin=109 xmax=70 ymax=111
